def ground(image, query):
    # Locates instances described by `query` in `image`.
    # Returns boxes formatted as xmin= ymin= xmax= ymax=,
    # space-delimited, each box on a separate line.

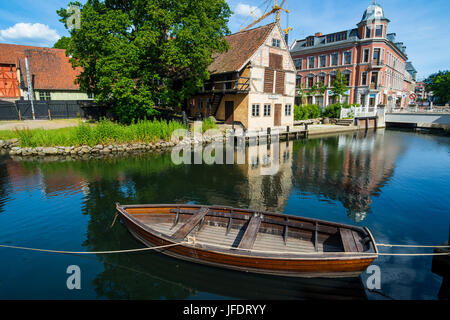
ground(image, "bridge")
xmin=385 ymin=107 xmax=450 ymax=129
xmin=340 ymin=106 xmax=450 ymax=130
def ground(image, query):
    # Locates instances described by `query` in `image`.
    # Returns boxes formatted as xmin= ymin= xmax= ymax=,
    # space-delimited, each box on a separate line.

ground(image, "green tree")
xmin=57 ymin=0 xmax=231 ymax=123
xmin=424 ymin=70 xmax=450 ymax=105
xmin=53 ymin=36 xmax=71 ymax=49
xmin=331 ymin=70 xmax=349 ymax=103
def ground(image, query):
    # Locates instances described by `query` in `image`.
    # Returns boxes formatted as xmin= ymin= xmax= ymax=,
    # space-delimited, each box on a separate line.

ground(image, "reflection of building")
xmin=290 ymin=2 xmax=414 ymax=109
xmin=292 ymin=130 xmax=402 ymax=221
xmin=236 ymin=139 xmax=295 ymax=212
xmin=3 ymin=160 xmax=87 ymax=197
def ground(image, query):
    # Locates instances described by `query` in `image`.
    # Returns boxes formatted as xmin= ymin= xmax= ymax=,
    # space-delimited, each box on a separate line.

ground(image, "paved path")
xmin=0 ymin=119 xmax=81 ymax=131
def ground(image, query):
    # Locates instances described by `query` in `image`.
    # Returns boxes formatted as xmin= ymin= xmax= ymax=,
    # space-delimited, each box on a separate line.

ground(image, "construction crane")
xmin=240 ymin=0 xmax=290 ymax=33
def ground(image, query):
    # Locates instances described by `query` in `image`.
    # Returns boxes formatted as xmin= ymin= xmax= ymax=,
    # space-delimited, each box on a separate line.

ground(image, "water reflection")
xmin=0 ymin=129 xmax=421 ymax=299
xmin=292 ymin=130 xmax=403 ymax=221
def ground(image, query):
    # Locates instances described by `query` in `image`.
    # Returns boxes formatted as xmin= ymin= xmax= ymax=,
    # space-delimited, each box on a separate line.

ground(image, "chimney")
xmin=315 ymin=32 xmax=323 ymax=37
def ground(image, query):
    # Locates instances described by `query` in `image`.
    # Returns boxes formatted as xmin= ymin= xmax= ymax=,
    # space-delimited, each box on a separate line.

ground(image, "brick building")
xmin=0 ymin=43 xmax=92 ymax=102
xmin=290 ymin=2 xmax=415 ymax=109
xmin=189 ymin=22 xmax=295 ymax=131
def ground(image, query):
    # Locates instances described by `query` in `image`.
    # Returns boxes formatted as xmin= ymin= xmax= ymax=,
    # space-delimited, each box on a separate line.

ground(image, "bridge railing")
xmin=387 ymin=106 xmax=450 ymax=113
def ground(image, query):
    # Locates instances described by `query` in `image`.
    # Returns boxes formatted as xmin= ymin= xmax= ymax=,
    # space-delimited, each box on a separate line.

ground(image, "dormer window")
xmin=272 ymin=38 xmax=280 ymax=48
xmin=365 ymin=26 xmax=371 ymax=38
xmin=375 ymin=25 xmax=383 ymax=37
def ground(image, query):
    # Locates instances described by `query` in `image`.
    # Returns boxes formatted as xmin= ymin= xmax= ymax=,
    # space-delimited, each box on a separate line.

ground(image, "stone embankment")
xmin=0 ymin=136 xmax=210 ymax=160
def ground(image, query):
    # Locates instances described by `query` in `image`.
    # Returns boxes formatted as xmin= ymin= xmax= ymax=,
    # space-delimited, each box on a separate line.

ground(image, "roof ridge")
xmin=227 ymin=22 xmax=276 ymax=37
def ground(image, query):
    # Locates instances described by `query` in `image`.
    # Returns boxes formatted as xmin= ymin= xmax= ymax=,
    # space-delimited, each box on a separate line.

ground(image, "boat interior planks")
xmin=116 ymin=203 xmax=378 ymax=277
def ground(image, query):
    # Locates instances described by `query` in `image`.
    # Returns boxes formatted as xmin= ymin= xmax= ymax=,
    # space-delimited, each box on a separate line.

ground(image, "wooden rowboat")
xmin=116 ymin=203 xmax=378 ymax=278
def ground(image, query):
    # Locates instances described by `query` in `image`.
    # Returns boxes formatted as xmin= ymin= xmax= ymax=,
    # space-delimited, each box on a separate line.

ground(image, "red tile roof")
xmin=208 ymin=23 xmax=276 ymax=75
xmin=0 ymin=43 xmax=82 ymax=90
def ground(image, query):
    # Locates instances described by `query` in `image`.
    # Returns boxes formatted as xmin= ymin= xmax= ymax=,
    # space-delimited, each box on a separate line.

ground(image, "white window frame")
xmin=331 ymin=53 xmax=339 ymax=66
xmin=363 ymin=48 xmax=370 ymax=63
xmin=264 ymin=104 xmax=271 ymax=117
xmin=285 ymin=104 xmax=292 ymax=116
xmin=343 ymin=51 xmax=352 ymax=65
xmin=319 ymin=55 xmax=327 ymax=68
xmin=308 ymin=56 xmax=315 ymax=69
xmin=252 ymin=104 xmax=260 ymax=117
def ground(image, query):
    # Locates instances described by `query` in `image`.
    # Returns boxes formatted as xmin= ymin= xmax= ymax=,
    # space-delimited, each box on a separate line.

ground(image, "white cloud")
xmin=235 ymin=3 xmax=262 ymax=18
xmin=0 ymin=23 xmax=60 ymax=47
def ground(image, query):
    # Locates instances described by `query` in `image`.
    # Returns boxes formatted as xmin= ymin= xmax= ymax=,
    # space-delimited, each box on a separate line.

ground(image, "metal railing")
xmin=340 ymin=106 xmax=379 ymax=119
xmin=387 ymin=106 xmax=450 ymax=114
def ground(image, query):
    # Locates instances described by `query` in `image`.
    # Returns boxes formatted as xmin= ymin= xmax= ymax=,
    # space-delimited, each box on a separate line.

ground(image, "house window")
xmin=343 ymin=73 xmax=351 ymax=86
xmin=319 ymin=55 xmax=326 ymax=68
xmin=296 ymin=75 xmax=302 ymax=88
xmin=329 ymin=74 xmax=336 ymax=87
xmin=252 ymin=104 xmax=260 ymax=117
xmin=375 ymin=25 xmax=383 ymax=37
xmin=294 ymin=58 xmax=302 ymax=70
xmin=318 ymin=75 xmax=325 ymax=85
xmin=361 ymin=72 xmax=368 ymax=86
xmin=331 ymin=53 xmax=339 ymax=66
xmin=363 ymin=49 xmax=370 ymax=63
xmin=344 ymin=51 xmax=352 ymax=65
xmin=307 ymin=76 xmax=314 ymax=88
xmin=365 ymin=26 xmax=371 ymax=38
xmin=285 ymin=104 xmax=291 ymax=116
xmin=308 ymin=56 xmax=315 ymax=69
xmin=272 ymin=38 xmax=280 ymax=48
xmin=39 ymin=91 xmax=51 ymax=101
xmin=373 ymin=48 xmax=380 ymax=61
xmin=264 ymin=104 xmax=271 ymax=117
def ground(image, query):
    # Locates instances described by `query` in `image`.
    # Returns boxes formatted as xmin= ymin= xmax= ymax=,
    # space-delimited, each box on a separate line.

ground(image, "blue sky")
xmin=0 ymin=0 xmax=448 ymax=79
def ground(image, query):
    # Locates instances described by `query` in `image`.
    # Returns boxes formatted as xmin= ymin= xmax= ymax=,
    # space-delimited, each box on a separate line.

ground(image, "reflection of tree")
xmin=292 ymin=130 xmax=403 ymax=222
xmin=0 ymin=156 xmax=11 ymax=214
xmin=34 ymin=153 xmax=252 ymax=299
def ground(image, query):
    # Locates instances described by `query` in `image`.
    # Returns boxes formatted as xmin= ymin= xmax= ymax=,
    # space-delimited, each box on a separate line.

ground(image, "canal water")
xmin=0 ymin=129 xmax=448 ymax=300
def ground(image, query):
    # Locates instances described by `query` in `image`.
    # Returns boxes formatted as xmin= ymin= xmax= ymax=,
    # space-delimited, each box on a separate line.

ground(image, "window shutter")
xmin=269 ymin=53 xmax=283 ymax=70
xmin=264 ymin=69 xmax=274 ymax=93
xmin=275 ymin=71 xmax=285 ymax=95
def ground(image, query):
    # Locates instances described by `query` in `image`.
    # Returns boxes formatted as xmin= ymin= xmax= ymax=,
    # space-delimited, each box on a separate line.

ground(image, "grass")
xmin=202 ymin=117 xmax=217 ymax=133
xmin=0 ymin=119 xmax=187 ymax=148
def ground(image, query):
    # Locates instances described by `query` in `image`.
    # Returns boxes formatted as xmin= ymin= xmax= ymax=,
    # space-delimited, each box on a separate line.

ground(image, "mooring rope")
xmin=0 ymin=239 xmax=448 ymax=257
xmin=0 ymin=241 xmax=187 ymax=255
xmin=376 ymin=243 xmax=450 ymax=248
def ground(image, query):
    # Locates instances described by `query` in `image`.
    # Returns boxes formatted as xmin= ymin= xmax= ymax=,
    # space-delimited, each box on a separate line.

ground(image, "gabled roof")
xmin=0 ymin=43 xmax=82 ymax=90
xmin=208 ymin=23 xmax=276 ymax=75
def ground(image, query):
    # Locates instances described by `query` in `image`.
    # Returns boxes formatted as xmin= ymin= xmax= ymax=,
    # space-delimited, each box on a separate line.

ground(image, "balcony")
xmin=203 ymin=77 xmax=250 ymax=93
xmin=370 ymin=59 xmax=385 ymax=69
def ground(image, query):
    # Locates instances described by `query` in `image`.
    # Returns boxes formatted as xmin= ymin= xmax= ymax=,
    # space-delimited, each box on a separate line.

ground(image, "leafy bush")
xmin=322 ymin=103 xmax=343 ymax=119
xmin=294 ymin=104 xmax=321 ymax=120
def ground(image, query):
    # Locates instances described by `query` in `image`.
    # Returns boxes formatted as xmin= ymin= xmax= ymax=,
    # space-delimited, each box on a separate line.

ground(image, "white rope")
xmin=0 ymin=240 xmax=448 ymax=257
xmin=377 ymin=243 xmax=450 ymax=248
xmin=0 ymin=241 xmax=186 ymax=255
xmin=185 ymin=239 xmax=450 ymax=257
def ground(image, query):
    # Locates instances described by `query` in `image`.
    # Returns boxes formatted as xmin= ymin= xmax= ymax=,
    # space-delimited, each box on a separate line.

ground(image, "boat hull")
xmin=118 ymin=205 xmax=377 ymax=278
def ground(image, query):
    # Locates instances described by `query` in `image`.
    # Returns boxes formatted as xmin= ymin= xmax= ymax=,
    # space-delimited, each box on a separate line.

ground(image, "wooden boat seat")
xmin=237 ymin=214 xmax=262 ymax=250
xmin=171 ymin=207 xmax=209 ymax=241
xmin=339 ymin=228 xmax=361 ymax=252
